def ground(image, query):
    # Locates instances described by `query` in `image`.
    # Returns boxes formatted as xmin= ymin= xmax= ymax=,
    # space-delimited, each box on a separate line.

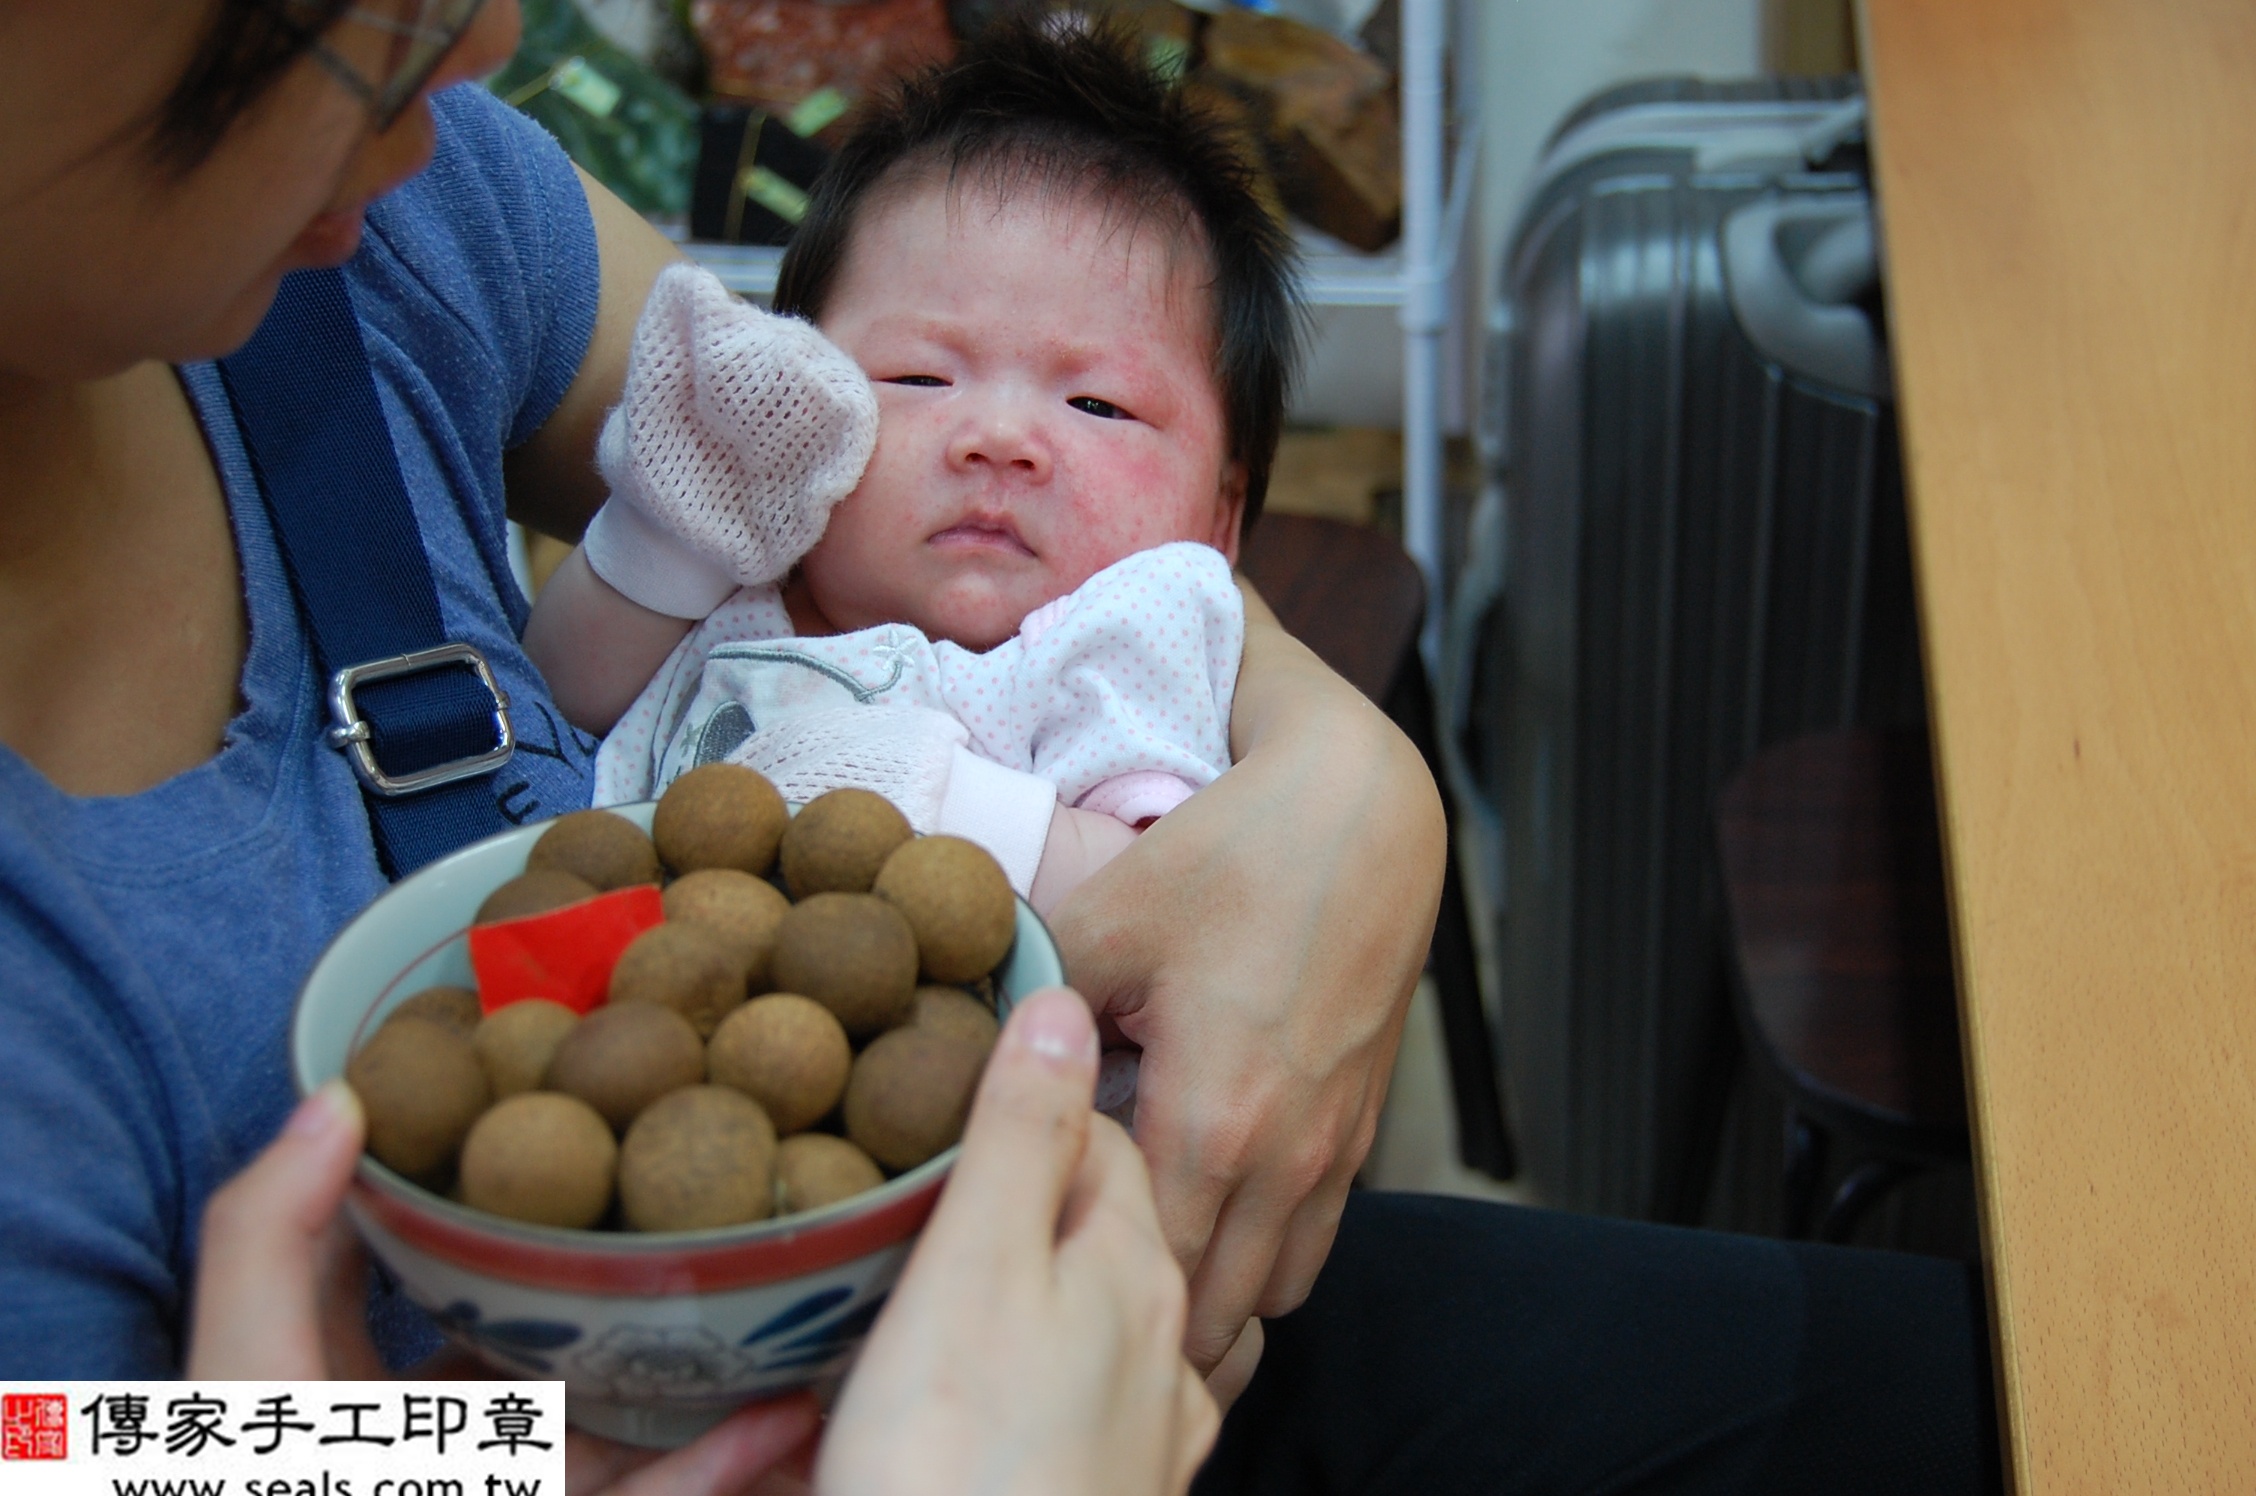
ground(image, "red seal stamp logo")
xmin=2 ymin=1394 xmax=67 ymax=1460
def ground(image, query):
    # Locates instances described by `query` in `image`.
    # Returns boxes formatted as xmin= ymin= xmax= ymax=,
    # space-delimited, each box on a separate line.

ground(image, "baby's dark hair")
xmin=774 ymin=16 xmax=1304 ymax=530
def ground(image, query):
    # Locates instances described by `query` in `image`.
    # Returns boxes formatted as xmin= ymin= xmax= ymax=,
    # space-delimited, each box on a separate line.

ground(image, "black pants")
xmin=1197 ymin=1193 xmax=1999 ymax=1496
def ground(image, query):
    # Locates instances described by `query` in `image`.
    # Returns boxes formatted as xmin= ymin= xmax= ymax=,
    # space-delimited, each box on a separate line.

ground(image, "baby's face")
xmin=797 ymin=176 xmax=1243 ymax=650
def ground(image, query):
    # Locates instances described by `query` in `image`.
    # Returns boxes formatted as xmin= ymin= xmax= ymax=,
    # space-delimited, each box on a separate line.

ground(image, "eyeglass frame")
xmin=300 ymin=0 xmax=492 ymax=132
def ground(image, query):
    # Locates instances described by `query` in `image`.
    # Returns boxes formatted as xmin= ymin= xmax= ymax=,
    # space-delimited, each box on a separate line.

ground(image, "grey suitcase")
xmin=1439 ymin=79 xmax=1939 ymax=1232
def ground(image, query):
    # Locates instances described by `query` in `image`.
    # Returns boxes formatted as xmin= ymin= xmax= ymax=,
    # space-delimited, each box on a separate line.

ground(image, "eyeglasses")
xmin=302 ymin=0 xmax=492 ymax=131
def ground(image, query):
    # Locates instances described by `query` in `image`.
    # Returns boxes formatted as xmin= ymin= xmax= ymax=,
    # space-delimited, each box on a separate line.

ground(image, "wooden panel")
xmin=1237 ymin=513 xmax=1423 ymax=705
xmin=1859 ymin=1 xmax=2256 ymax=1489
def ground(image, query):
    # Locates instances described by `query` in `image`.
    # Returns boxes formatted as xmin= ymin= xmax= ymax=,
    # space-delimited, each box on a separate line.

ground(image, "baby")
xmin=526 ymin=19 xmax=1300 ymax=920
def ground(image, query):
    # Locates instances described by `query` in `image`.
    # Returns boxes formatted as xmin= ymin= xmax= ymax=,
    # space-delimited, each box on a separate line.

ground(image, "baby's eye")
xmin=888 ymin=375 xmax=948 ymax=387
xmin=1069 ymin=396 xmax=1133 ymax=420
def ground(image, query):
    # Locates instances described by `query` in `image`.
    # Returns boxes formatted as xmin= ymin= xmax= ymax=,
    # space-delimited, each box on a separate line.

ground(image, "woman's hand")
xmin=820 ymin=988 xmax=1216 ymax=1496
xmin=187 ymin=1080 xmax=386 ymax=1382
xmin=1047 ymin=600 xmax=1447 ymax=1372
xmin=187 ymin=1083 xmax=821 ymax=1496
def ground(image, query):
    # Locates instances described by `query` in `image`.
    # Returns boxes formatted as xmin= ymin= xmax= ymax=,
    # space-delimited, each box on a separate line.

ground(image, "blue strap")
xmin=218 ymin=268 xmax=513 ymax=878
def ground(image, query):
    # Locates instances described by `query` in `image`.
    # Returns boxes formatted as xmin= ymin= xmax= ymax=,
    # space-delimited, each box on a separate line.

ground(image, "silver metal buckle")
xmin=325 ymin=642 xmax=514 ymax=797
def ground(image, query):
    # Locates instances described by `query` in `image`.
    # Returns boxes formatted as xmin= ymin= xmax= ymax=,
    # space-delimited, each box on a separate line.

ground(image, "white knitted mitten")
xmin=583 ymin=262 xmax=878 ymax=619
xmin=720 ymin=704 xmax=1058 ymax=894
xmin=726 ymin=704 xmax=969 ymax=831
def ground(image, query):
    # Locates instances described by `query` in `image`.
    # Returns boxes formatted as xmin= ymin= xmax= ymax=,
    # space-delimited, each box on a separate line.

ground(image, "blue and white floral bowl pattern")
xmin=292 ymin=803 xmax=1057 ymax=1449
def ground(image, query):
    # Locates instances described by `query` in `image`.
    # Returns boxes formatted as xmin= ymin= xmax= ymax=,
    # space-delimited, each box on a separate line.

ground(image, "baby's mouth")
xmin=928 ymin=520 xmax=1034 ymax=559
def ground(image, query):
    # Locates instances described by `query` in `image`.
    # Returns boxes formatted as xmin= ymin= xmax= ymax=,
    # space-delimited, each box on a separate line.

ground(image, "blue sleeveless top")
xmin=0 ymin=86 xmax=602 ymax=1374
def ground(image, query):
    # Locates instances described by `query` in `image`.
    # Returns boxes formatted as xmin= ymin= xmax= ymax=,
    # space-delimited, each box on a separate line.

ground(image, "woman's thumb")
xmin=927 ymin=987 xmax=1100 ymax=1259
xmin=186 ymin=1081 xmax=366 ymax=1378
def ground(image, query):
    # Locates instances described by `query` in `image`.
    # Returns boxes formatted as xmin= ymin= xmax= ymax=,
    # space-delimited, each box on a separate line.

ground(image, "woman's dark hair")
xmin=773 ymin=16 xmax=1305 ymax=530
xmin=153 ymin=0 xmax=352 ymax=171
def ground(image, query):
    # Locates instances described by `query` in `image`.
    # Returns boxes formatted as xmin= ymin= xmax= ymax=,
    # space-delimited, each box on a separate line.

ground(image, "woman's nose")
xmin=946 ymin=392 xmax=1052 ymax=481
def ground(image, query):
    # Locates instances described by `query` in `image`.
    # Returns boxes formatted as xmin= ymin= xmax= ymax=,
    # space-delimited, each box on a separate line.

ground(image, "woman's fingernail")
xmin=1013 ymin=989 xmax=1097 ymax=1067
xmin=286 ymin=1080 xmax=361 ymax=1141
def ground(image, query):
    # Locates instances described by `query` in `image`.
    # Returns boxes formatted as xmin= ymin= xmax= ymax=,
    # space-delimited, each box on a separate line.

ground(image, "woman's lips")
xmin=928 ymin=521 xmax=1034 ymax=558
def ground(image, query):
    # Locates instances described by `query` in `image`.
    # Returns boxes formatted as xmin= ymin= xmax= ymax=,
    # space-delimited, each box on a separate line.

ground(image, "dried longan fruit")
xmin=770 ymin=893 xmax=918 ymax=1039
xmin=544 ymin=1002 xmax=704 ymax=1131
xmin=459 ymin=1092 xmax=617 ymax=1229
xmin=347 ymin=1015 xmax=490 ymax=1181
xmin=385 ymin=984 xmax=482 ymax=1038
xmin=476 ymin=868 xmax=598 ymax=925
xmin=874 ymin=836 xmax=1016 ymax=983
xmin=912 ymin=986 xmax=1000 ymax=1056
xmin=471 ymin=999 xmax=579 ymax=1098
xmin=609 ymin=921 xmax=746 ymax=1038
xmin=776 ymin=1134 xmax=885 ymax=1215
xmin=708 ymin=994 xmax=850 ymax=1134
xmin=663 ymin=869 xmax=790 ymax=992
xmin=618 ymin=1086 xmax=777 ymax=1232
xmin=779 ymin=788 xmax=912 ymax=897
xmin=525 ymin=810 xmax=660 ymax=891
xmin=654 ymin=764 xmax=788 ymax=876
xmin=844 ymin=1028 xmax=987 ymax=1173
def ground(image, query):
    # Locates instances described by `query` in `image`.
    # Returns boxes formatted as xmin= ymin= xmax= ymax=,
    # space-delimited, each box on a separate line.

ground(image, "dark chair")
xmin=1714 ymin=727 xmax=1968 ymax=1240
xmin=1239 ymin=513 xmax=1515 ymax=1179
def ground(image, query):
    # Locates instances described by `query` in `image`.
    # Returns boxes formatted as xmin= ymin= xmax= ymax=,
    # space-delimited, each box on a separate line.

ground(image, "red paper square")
xmin=469 ymin=883 xmax=664 ymax=1015
xmin=3 ymin=1394 xmax=67 ymax=1460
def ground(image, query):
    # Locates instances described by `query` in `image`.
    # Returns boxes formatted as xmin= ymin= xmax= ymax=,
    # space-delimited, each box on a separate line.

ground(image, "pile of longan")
xmin=345 ymin=767 xmax=1017 ymax=1233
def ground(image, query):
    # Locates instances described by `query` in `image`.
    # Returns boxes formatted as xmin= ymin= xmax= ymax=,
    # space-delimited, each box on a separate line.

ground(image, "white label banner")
xmin=0 ymin=1383 xmax=565 ymax=1496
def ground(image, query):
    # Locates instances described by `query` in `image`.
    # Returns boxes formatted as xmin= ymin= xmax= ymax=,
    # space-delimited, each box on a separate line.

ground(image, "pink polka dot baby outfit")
xmin=593 ymin=543 xmax=1243 ymax=891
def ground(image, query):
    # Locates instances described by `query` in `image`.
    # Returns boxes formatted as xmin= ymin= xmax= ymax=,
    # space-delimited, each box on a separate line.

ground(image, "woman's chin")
xmin=164 ymin=275 xmax=294 ymax=366
xmin=175 ymin=209 xmax=366 ymax=361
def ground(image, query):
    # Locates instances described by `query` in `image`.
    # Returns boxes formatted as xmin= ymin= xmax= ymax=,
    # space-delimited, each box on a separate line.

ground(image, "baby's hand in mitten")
xmin=720 ymin=704 xmax=1058 ymax=895
xmin=585 ymin=262 xmax=879 ymax=618
xmin=728 ymin=704 xmax=969 ymax=834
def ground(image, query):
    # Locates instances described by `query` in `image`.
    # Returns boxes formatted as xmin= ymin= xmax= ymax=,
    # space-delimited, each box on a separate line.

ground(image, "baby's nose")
xmin=947 ymin=393 xmax=1052 ymax=480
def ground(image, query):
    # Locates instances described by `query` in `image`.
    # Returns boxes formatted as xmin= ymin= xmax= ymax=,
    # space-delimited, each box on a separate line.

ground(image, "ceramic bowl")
xmin=291 ymin=802 xmax=1058 ymax=1449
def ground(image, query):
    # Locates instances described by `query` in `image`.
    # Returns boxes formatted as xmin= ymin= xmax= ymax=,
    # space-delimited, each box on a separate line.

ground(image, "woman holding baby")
xmin=0 ymin=2 xmax=1997 ymax=1492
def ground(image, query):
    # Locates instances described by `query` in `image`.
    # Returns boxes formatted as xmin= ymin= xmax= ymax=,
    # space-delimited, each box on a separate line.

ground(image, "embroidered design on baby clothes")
xmin=704 ymin=643 xmax=911 ymax=703
xmin=692 ymin=702 xmax=755 ymax=767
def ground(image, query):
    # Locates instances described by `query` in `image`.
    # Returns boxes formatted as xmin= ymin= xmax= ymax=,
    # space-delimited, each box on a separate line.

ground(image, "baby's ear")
xmin=1210 ymin=462 xmax=1249 ymax=565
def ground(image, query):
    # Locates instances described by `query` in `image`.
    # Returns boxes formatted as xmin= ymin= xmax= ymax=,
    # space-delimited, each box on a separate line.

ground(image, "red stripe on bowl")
xmin=354 ymin=1174 xmax=942 ymax=1295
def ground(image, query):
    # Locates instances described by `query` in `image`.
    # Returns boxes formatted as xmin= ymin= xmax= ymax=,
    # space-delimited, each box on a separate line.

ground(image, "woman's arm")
xmin=502 ymin=167 xmax=682 ymax=544
xmin=500 ymin=171 xmax=687 ymax=729
xmin=1047 ymin=580 xmax=1446 ymax=1372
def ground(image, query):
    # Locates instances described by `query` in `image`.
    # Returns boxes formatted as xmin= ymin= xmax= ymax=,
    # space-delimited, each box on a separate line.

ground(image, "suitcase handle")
xmin=1722 ymin=194 xmax=1891 ymax=400
xmin=1794 ymin=96 xmax=1869 ymax=173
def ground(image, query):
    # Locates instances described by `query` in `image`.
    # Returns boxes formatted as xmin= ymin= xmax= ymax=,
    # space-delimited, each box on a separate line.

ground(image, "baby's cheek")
xmin=823 ymin=431 xmax=930 ymax=551
xmin=796 ymin=490 xmax=912 ymax=632
xmin=1066 ymin=441 xmax=1226 ymax=557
